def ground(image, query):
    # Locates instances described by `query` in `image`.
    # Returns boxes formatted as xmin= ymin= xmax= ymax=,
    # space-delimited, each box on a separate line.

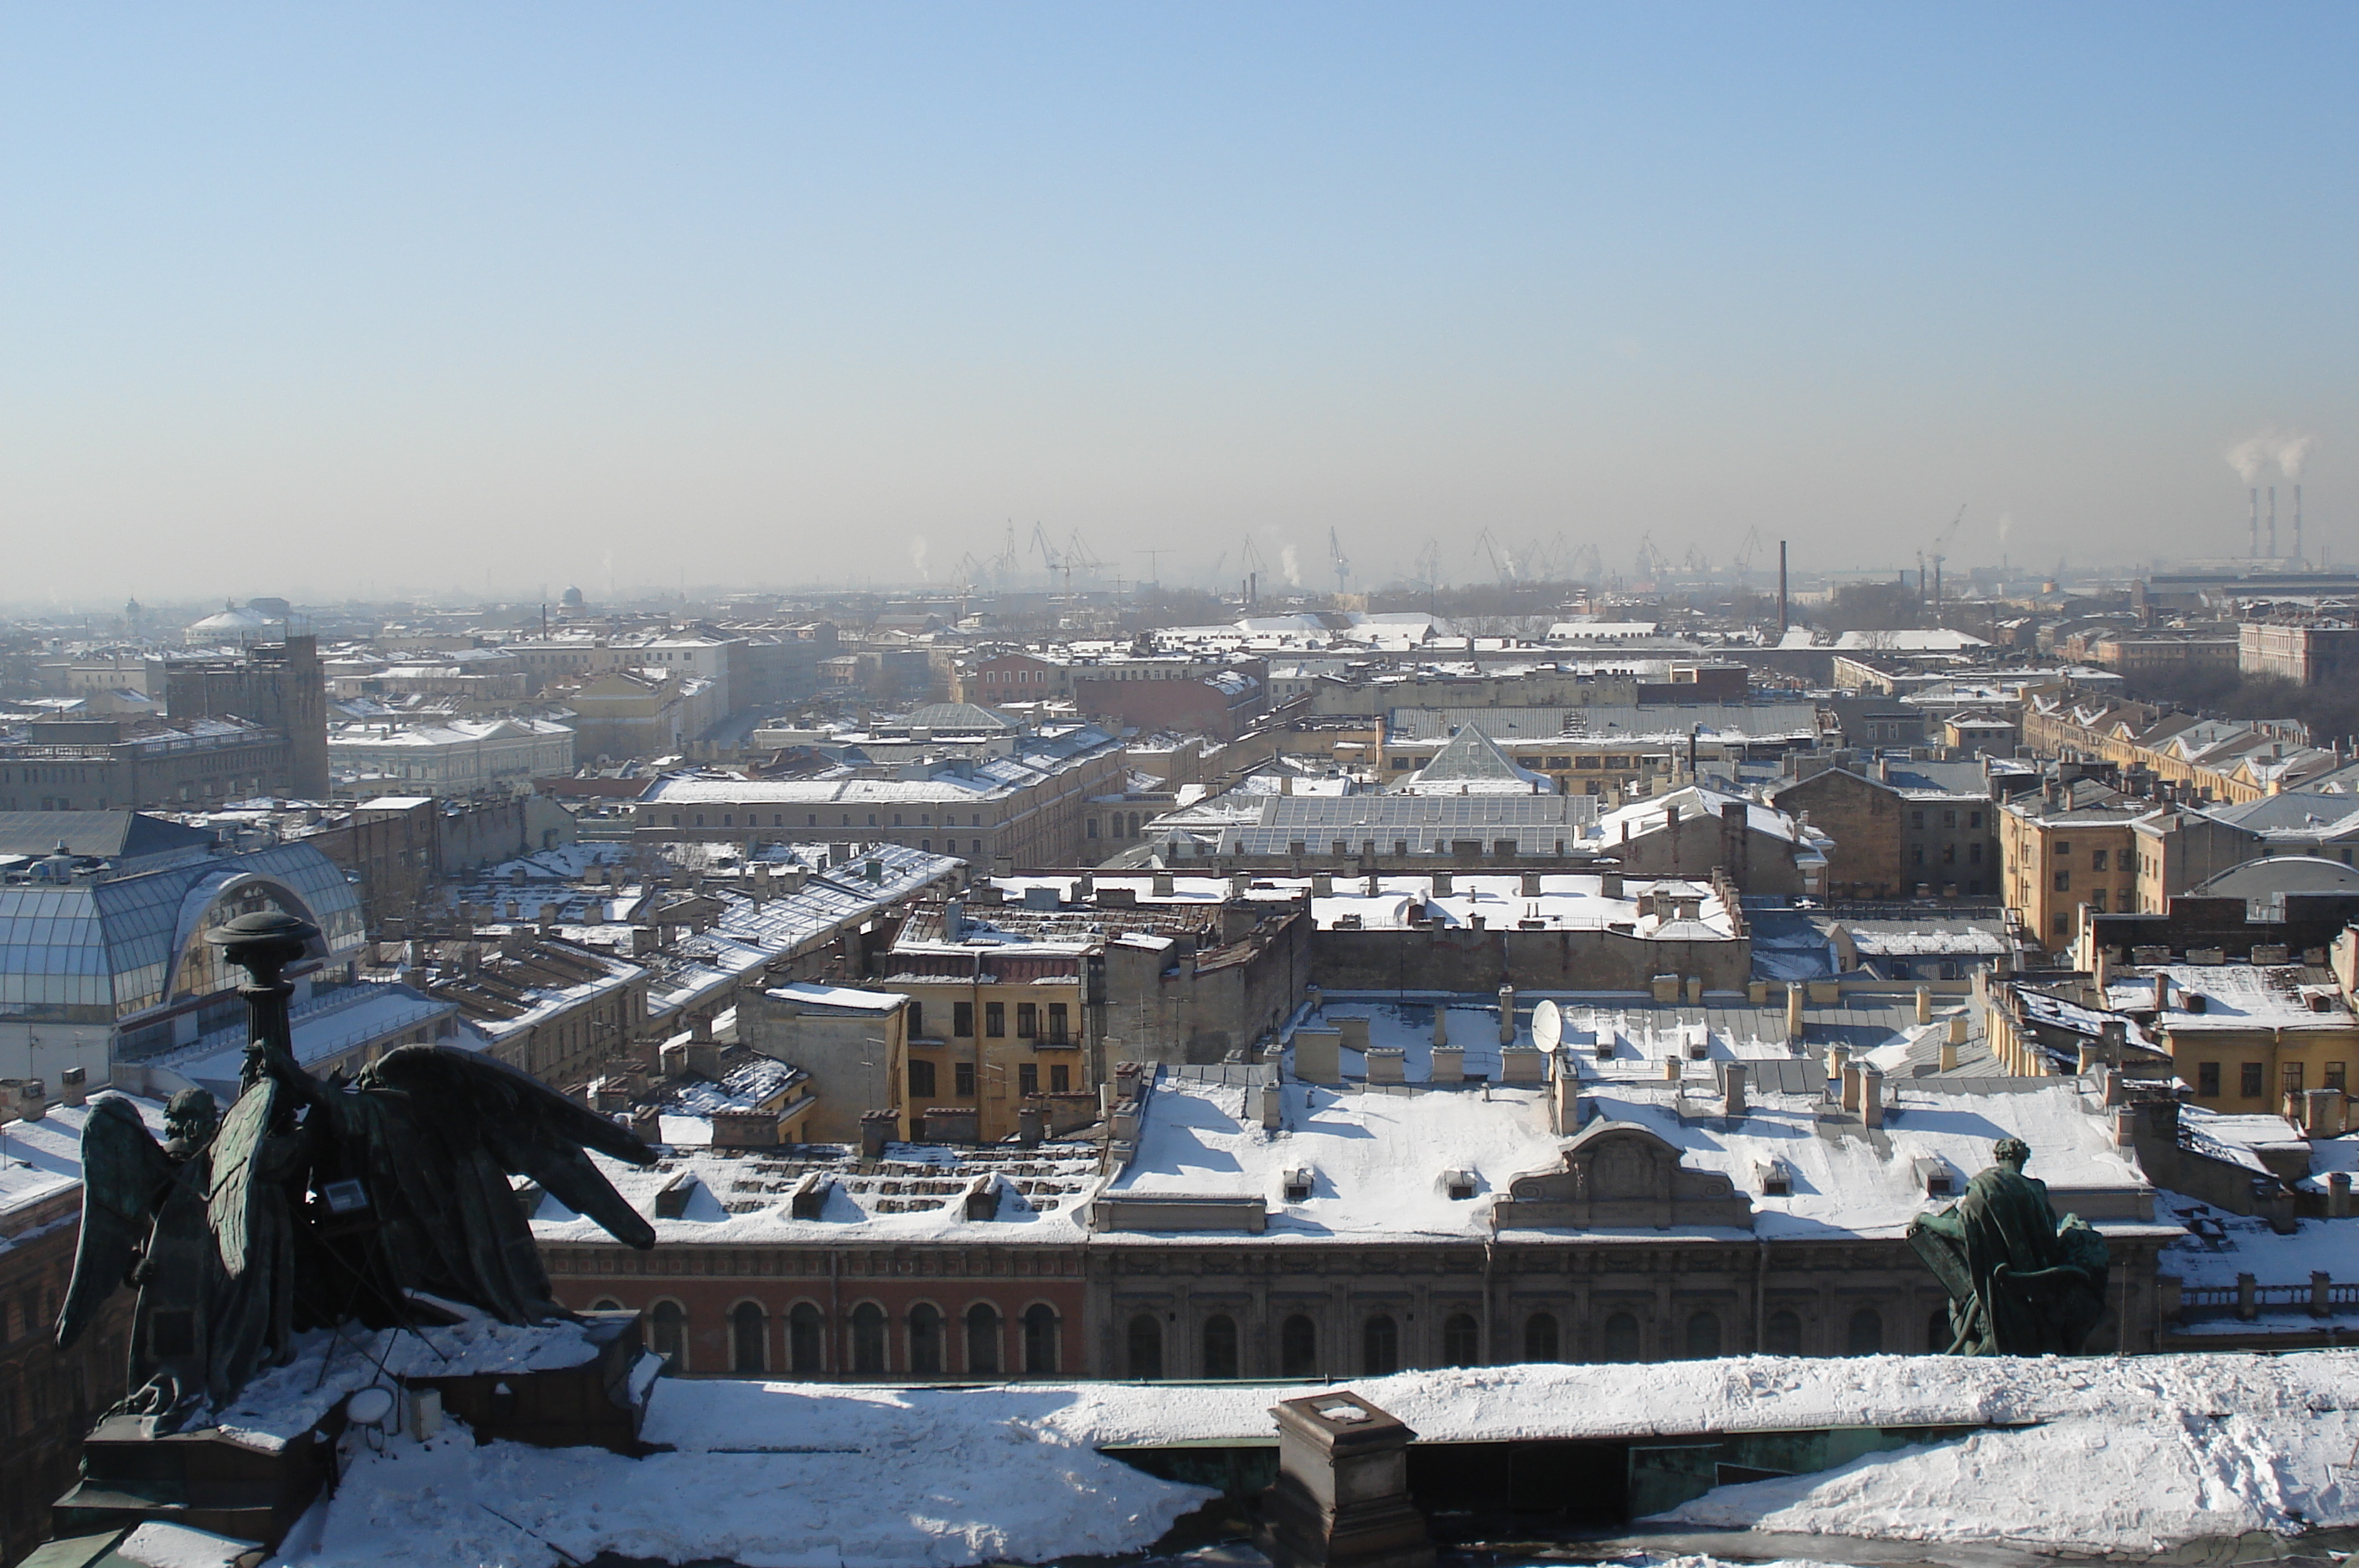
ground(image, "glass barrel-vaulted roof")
xmin=0 ymin=842 xmax=364 ymax=1024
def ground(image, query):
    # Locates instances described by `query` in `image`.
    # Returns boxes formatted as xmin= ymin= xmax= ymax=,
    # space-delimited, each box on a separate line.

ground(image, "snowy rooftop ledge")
xmin=270 ymin=1352 xmax=2359 ymax=1565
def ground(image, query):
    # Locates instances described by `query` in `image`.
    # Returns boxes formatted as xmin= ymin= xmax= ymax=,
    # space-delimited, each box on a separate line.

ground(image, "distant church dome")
xmin=560 ymin=586 xmax=586 ymax=608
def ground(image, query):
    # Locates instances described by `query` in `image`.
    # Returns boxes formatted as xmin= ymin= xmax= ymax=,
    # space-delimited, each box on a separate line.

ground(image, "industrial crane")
xmin=1329 ymin=527 xmax=1350 ymax=596
xmin=1030 ymin=522 xmax=1065 ymax=591
xmin=1241 ymin=535 xmax=1269 ymax=606
xmin=1472 ymin=527 xmax=1516 ymax=584
xmin=1064 ymin=528 xmax=1104 ymax=586
xmin=989 ymin=521 xmax=1022 ymax=582
xmin=1632 ymin=529 xmax=1668 ymax=580
xmin=1926 ymin=505 xmax=1964 ymax=624
xmin=1731 ymin=525 xmax=1764 ymax=580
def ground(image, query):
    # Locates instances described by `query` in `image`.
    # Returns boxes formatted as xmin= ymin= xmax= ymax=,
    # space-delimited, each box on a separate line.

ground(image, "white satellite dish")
xmin=347 ymin=1385 xmax=396 ymax=1428
xmin=1532 ymin=999 xmax=1562 ymax=1050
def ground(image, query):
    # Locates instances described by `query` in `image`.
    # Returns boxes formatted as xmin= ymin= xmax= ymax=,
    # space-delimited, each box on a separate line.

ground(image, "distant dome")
xmin=560 ymin=586 xmax=586 ymax=607
xmin=184 ymin=603 xmax=277 ymax=644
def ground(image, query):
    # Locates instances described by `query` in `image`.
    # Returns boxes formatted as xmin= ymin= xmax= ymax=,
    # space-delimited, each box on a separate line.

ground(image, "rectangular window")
xmin=2055 ymin=840 xmax=2072 ymax=856
xmin=985 ymin=1002 xmax=1005 ymax=1038
xmin=1969 ymin=842 xmax=1983 ymax=864
xmin=2198 ymin=1061 xmax=2221 ymax=1097
xmin=1912 ymin=845 xmax=1924 ymax=866
xmin=1015 ymin=1002 xmax=1038 ymax=1039
xmin=1018 ymin=1063 xmax=1039 ymax=1096
xmin=2054 ymin=869 xmax=2071 ymax=891
xmin=2241 ymin=1061 xmax=2266 ymax=1099
xmin=1050 ymin=1064 xmax=1071 ymax=1093
xmin=2284 ymin=1063 xmax=2305 ymax=1097
xmin=2090 ymin=848 xmax=2109 ymax=872
xmin=954 ymin=1061 xmax=976 ymax=1096
xmin=1943 ymin=808 xmax=1957 ymax=828
xmin=1046 ymin=1002 xmax=1069 ymax=1043
xmin=1942 ymin=843 xmax=1956 ymax=864
xmin=908 ymin=1059 xmax=937 ymax=1099
xmin=2327 ymin=1062 xmax=2347 ymax=1091
xmin=1969 ymin=810 xmax=1982 ymax=828
xmin=2091 ymin=889 xmax=2107 ymax=912
xmin=1911 ymin=809 xmax=1925 ymax=829
xmin=952 ymin=1001 xmax=974 ymax=1037
xmin=907 ymin=1001 xmax=925 ymax=1038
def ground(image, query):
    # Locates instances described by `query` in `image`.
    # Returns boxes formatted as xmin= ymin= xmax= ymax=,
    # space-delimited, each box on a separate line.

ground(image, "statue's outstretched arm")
xmin=56 ymin=1098 xmax=173 ymax=1349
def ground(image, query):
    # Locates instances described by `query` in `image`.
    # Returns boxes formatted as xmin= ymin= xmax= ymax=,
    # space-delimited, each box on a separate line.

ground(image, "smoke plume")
xmin=2227 ymin=436 xmax=2272 ymax=485
xmin=909 ymin=534 xmax=931 ymax=580
xmin=2227 ymin=428 xmax=2319 ymax=483
xmin=2274 ymin=432 xmax=2317 ymax=482
xmin=1279 ymin=544 xmax=1302 ymax=586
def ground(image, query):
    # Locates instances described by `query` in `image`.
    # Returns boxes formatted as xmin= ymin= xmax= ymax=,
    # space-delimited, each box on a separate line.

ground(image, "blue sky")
xmin=3 ymin=3 xmax=2351 ymax=601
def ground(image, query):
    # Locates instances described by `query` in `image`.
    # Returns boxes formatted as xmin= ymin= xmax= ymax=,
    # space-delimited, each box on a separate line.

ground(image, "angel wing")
xmin=207 ymin=1077 xmax=279 ymax=1279
xmin=354 ymin=1044 xmax=658 ymax=1249
xmin=56 ymin=1096 xmax=175 ymax=1349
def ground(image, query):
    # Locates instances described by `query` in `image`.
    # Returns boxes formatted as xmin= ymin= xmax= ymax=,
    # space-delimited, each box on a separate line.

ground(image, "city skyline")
xmin=4 ymin=3 xmax=2351 ymax=601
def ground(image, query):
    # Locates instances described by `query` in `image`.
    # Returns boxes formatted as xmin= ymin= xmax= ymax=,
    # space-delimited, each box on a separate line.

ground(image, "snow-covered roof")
xmin=767 ymin=981 xmax=906 ymax=1014
xmin=534 ymin=1141 xmax=1103 ymax=1245
xmin=1104 ymin=1066 xmax=2153 ymax=1243
xmin=2104 ymin=964 xmax=2351 ymax=1031
xmin=0 ymin=1094 xmax=168 ymax=1235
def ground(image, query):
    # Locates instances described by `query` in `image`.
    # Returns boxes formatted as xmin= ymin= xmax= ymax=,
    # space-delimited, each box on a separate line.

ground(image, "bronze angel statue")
xmin=57 ymin=912 xmax=658 ymax=1427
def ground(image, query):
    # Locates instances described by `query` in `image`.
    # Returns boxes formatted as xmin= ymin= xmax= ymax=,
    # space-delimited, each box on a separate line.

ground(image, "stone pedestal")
xmin=1252 ymin=1390 xmax=1434 ymax=1568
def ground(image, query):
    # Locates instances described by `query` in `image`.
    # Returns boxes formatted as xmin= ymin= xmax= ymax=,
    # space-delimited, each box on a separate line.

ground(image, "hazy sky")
xmin=4 ymin=3 xmax=2353 ymax=604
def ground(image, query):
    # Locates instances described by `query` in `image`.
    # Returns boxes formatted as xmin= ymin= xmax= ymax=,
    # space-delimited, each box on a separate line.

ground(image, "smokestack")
xmin=2252 ymin=488 xmax=2260 ymax=558
xmin=2270 ymin=486 xmax=2279 ymax=560
xmin=1777 ymin=540 xmax=1788 ymax=633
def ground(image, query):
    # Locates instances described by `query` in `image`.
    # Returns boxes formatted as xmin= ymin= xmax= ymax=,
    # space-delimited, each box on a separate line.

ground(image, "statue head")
xmin=1992 ymin=1137 xmax=2031 ymax=1172
xmin=163 ymin=1089 xmax=219 ymax=1158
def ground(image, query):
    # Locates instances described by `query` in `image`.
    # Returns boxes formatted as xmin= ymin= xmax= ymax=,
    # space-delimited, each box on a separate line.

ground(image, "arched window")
xmin=1601 ymin=1312 xmax=1641 ymax=1363
xmin=788 ymin=1302 xmax=824 ymax=1375
xmin=650 ymin=1301 xmax=687 ymax=1370
xmin=1765 ymin=1310 xmax=1803 ymax=1356
xmin=1201 ymin=1314 xmax=1239 ymax=1379
xmin=1127 ymin=1313 xmax=1164 ymax=1379
xmin=731 ymin=1302 xmax=767 ymax=1375
xmin=1280 ymin=1314 xmax=1319 ymax=1379
xmin=1022 ymin=1304 xmax=1059 ymax=1375
xmin=590 ymin=1297 xmax=623 ymax=1313
xmin=851 ymin=1302 xmax=887 ymax=1375
xmin=1685 ymin=1311 xmax=1722 ymax=1360
xmin=1928 ymin=1309 xmax=1954 ymax=1354
xmin=1846 ymin=1308 xmax=1884 ymax=1356
xmin=1441 ymin=1313 xmax=1481 ymax=1368
xmin=965 ymin=1303 xmax=1001 ymax=1376
xmin=1362 ymin=1314 xmax=1399 ymax=1376
xmin=1523 ymin=1312 xmax=1561 ymax=1363
xmin=909 ymin=1304 xmax=944 ymax=1376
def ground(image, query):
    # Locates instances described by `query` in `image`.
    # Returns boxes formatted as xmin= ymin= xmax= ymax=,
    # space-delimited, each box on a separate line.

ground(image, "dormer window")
xmin=1283 ymin=1167 xmax=1314 ymax=1203
xmin=1757 ymin=1160 xmax=1792 ymax=1197
xmin=1442 ymin=1168 xmax=1477 ymax=1201
xmin=1913 ymin=1158 xmax=1954 ymax=1197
